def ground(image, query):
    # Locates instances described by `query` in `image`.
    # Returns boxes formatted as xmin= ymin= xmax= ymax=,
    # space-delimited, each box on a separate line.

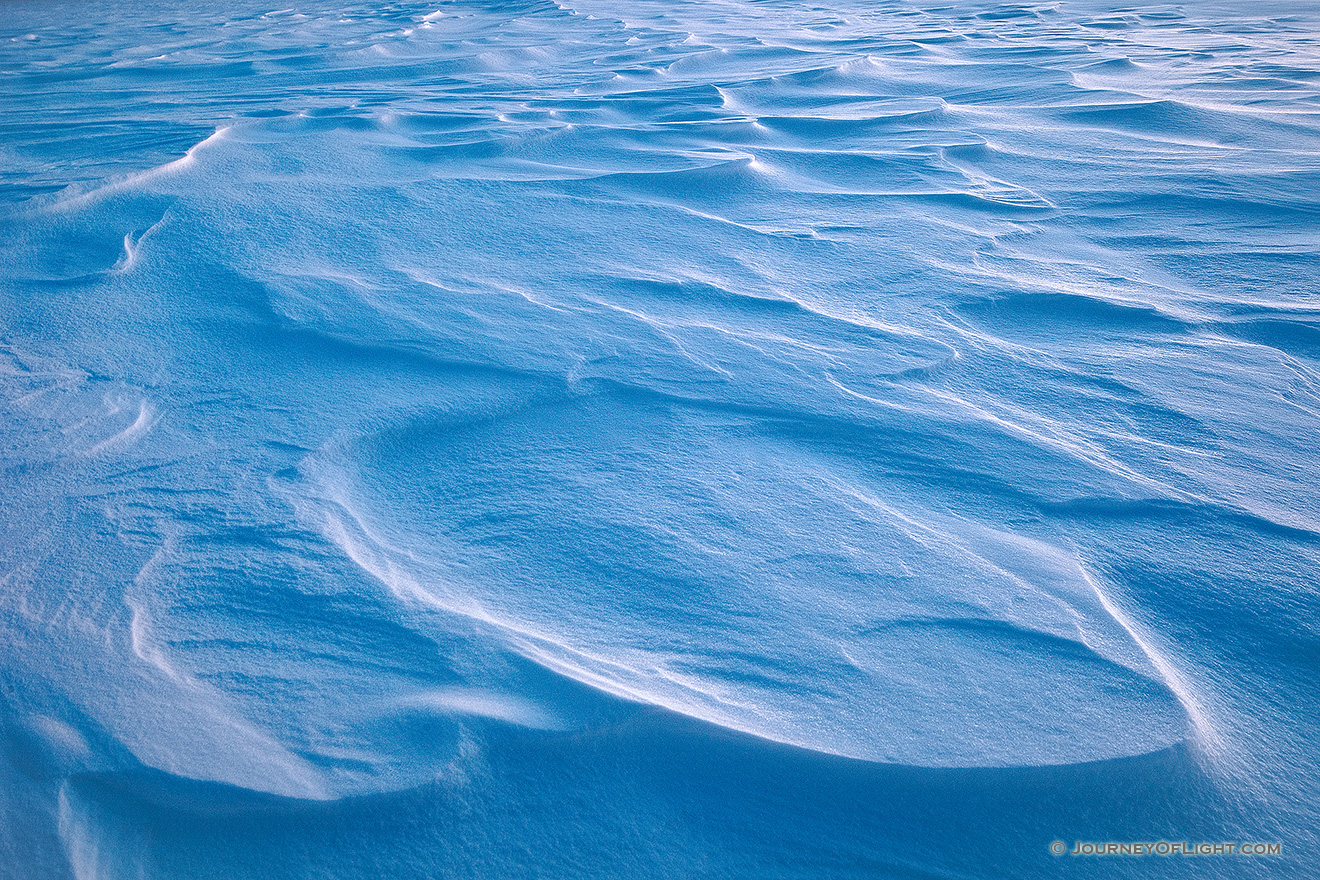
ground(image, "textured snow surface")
xmin=1 ymin=0 xmax=1318 ymax=877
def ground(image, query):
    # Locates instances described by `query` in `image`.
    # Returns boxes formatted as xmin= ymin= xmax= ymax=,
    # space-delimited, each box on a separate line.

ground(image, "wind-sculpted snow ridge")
xmin=2 ymin=0 xmax=1318 ymax=877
